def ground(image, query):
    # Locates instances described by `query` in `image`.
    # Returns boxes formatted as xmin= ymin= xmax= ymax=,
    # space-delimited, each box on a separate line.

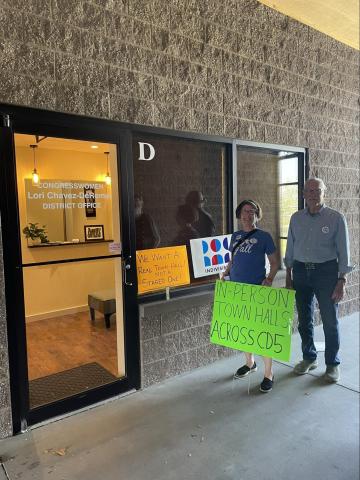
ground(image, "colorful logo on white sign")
xmin=190 ymin=234 xmax=232 ymax=278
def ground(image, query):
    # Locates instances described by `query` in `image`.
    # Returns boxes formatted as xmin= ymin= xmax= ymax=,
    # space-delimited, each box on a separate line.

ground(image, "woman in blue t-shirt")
xmin=221 ymin=200 xmax=279 ymax=393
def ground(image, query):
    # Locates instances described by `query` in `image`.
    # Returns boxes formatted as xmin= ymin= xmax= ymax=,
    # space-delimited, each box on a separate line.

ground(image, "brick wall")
xmin=0 ymin=0 xmax=359 ymax=435
xmin=140 ymin=293 xmax=237 ymax=388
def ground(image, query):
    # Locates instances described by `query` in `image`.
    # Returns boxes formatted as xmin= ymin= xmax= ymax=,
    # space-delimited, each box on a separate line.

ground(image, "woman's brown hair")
xmin=235 ymin=199 xmax=263 ymax=221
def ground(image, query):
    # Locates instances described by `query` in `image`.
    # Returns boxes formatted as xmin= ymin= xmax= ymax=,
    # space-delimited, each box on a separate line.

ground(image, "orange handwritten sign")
xmin=136 ymin=246 xmax=190 ymax=294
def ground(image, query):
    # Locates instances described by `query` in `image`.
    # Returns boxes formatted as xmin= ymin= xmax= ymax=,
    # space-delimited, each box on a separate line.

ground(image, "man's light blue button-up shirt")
xmin=284 ymin=205 xmax=353 ymax=273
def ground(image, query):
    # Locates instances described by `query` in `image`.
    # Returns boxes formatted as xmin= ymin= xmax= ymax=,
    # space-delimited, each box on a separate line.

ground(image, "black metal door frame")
xmin=0 ymin=105 xmax=140 ymax=433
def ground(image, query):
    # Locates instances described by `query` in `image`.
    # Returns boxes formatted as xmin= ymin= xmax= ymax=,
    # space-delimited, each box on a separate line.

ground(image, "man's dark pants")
xmin=293 ymin=260 xmax=340 ymax=366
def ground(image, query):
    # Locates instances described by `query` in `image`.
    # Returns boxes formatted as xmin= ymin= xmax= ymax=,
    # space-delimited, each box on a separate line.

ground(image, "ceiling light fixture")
xmin=30 ymin=144 xmax=40 ymax=185
xmin=91 ymin=145 xmax=99 ymax=149
xmin=104 ymin=151 xmax=111 ymax=185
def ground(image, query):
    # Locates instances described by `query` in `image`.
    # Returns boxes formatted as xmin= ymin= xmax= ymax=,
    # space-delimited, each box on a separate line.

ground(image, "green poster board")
xmin=210 ymin=280 xmax=296 ymax=361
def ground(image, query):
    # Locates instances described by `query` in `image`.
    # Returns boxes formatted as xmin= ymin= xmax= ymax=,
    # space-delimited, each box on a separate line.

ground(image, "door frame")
xmin=0 ymin=105 xmax=140 ymax=433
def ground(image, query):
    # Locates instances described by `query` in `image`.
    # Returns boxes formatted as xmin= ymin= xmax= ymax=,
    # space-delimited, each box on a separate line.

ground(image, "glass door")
xmin=0 ymin=110 xmax=140 ymax=431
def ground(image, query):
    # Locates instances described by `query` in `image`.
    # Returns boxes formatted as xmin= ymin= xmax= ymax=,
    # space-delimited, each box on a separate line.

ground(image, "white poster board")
xmin=190 ymin=234 xmax=232 ymax=278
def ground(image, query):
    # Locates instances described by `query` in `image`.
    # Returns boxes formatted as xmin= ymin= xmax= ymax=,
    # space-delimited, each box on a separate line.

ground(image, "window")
xmin=278 ymin=155 xmax=299 ymax=267
xmin=236 ymin=147 xmax=302 ymax=269
xmin=133 ymin=134 xmax=229 ymax=290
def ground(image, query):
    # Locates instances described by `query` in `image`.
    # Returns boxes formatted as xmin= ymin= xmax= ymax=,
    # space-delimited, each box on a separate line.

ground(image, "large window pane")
xmin=279 ymin=156 xmax=298 ymax=183
xmin=15 ymin=134 xmax=118 ymax=264
xmin=237 ymin=148 xmax=301 ymax=270
xmin=280 ymin=238 xmax=288 ymax=269
xmin=279 ymin=184 xmax=298 ymax=237
xmin=24 ymin=257 xmax=124 ymax=408
xmin=236 ymin=150 xmax=279 ymax=252
xmin=133 ymin=134 xmax=228 ymax=288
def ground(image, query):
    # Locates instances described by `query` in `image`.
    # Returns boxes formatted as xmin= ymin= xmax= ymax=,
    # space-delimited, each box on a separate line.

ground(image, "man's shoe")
xmin=293 ymin=359 xmax=318 ymax=375
xmin=260 ymin=376 xmax=274 ymax=393
xmin=234 ymin=362 xmax=257 ymax=378
xmin=324 ymin=365 xmax=340 ymax=383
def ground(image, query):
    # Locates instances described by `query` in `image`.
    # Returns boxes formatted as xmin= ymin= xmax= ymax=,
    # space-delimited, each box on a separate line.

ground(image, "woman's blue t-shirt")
xmin=229 ymin=229 xmax=276 ymax=285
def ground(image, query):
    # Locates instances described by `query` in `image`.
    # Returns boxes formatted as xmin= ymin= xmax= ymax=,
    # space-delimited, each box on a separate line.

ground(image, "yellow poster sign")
xmin=136 ymin=246 xmax=190 ymax=294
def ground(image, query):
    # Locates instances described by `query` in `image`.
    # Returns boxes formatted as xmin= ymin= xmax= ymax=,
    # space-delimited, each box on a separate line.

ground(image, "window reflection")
xmin=237 ymin=149 xmax=300 ymax=269
xmin=133 ymin=135 xmax=228 ymax=289
xmin=134 ymin=194 xmax=160 ymax=250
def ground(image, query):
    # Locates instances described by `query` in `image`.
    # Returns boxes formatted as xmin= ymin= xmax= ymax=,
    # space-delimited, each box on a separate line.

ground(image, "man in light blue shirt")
xmin=284 ymin=178 xmax=353 ymax=383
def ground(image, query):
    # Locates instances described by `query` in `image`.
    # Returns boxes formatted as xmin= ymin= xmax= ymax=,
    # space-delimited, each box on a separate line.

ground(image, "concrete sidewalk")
xmin=1 ymin=312 xmax=359 ymax=480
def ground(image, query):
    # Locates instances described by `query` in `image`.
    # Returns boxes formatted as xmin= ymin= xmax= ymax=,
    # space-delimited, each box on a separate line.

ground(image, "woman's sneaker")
xmin=260 ymin=376 xmax=274 ymax=393
xmin=234 ymin=362 xmax=257 ymax=378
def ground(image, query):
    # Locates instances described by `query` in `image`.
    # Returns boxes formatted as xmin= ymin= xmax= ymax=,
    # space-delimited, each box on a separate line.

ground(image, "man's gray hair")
xmin=304 ymin=177 xmax=327 ymax=191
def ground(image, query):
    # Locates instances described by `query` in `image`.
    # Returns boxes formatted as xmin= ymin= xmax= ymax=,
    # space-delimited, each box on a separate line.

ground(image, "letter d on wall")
xmin=138 ymin=142 xmax=155 ymax=161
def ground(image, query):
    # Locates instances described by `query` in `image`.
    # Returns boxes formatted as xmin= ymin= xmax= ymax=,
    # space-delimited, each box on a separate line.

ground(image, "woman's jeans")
xmin=293 ymin=260 xmax=340 ymax=366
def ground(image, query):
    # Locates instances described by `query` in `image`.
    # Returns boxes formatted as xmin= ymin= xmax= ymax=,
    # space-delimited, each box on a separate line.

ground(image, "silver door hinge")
xmin=1 ymin=114 xmax=11 ymax=127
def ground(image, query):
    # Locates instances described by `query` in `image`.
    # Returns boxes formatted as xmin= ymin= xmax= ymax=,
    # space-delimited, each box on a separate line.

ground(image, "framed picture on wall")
xmin=84 ymin=225 xmax=104 ymax=242
xmin=84 ymin=187 xmax=96 ymax=217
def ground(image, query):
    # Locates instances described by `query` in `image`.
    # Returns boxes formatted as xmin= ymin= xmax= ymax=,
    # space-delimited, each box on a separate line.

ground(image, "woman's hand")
xmin=262 ymin=277 xmax=273 ymax=287
xmin=265 ymin=253 xmax=278 ymax=288
xmin=221 ymin=260 xmax=232 ymax=281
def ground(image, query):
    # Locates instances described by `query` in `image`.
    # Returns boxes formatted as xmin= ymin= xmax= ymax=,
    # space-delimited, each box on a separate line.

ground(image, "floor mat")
xmin=29 ymin=362 xmax=118 ymax=408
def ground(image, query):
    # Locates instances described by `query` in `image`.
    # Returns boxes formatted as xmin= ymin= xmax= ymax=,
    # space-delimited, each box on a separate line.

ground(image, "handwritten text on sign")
xmin=136 ymin=246 xmax=190 ymax=294
xmin=210 ymin=280 xmax=295 ymax=361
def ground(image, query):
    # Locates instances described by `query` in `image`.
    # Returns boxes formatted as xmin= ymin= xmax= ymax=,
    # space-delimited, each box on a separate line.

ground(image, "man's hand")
xmin=331 ymin=281 xmax=345 ymax=303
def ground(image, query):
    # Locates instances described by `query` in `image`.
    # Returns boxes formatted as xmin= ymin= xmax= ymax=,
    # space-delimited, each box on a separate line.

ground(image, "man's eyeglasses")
xmin=304 ymin=189 xmax=323 ymax=194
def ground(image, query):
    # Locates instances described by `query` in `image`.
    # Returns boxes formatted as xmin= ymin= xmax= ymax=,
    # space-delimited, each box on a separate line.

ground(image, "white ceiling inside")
xmin=15 ymin=134 xmax=111 ymax=154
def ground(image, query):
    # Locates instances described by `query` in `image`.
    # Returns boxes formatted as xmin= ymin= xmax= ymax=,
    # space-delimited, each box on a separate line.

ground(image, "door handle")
xmin=123 ymin=256 xmax=133 ymax=286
